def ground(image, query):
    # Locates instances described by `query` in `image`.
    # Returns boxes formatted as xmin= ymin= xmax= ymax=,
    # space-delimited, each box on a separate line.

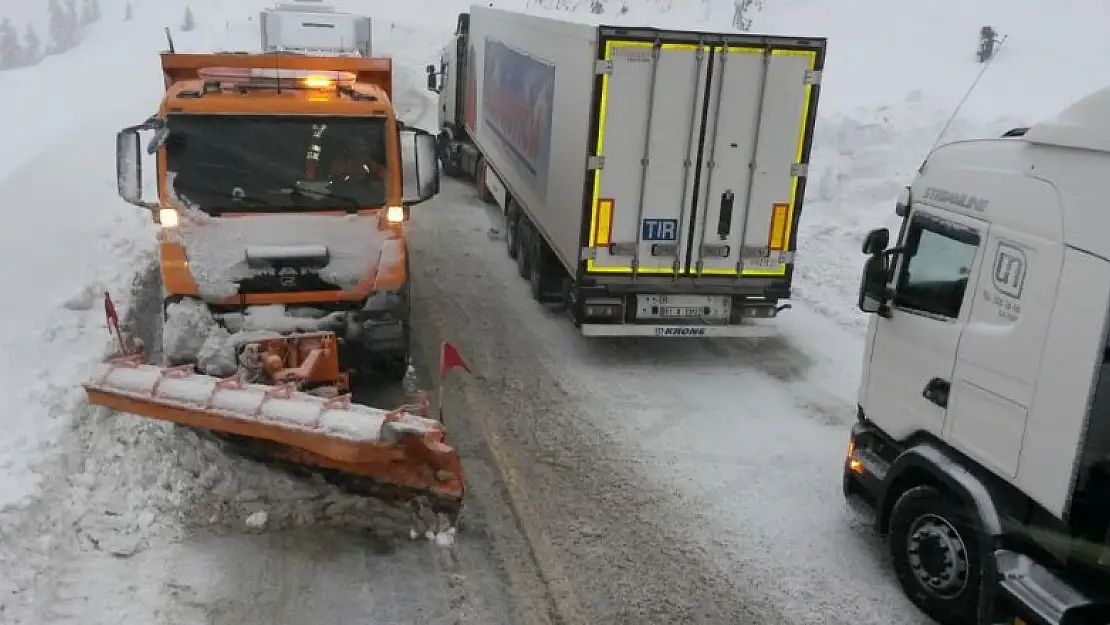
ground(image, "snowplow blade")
xmin=82 ymin=355 xmax=464 ymax=513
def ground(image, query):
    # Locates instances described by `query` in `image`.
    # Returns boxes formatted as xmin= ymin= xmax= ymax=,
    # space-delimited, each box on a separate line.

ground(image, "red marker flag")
xmin=436 ymin=341 xmax=473 ymax=422
xmin=438 ymin=340 xmax=472 ymax=380
xmin=104 ymin=291 xmax=119 ymax=331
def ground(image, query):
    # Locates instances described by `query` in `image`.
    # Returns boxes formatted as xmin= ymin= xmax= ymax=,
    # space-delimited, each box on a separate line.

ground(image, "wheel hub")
xmin=906 ymin=513 xmax=970 ymax=598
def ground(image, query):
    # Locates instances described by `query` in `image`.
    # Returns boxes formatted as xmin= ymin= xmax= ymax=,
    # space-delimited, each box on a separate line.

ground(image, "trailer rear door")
xmin=584 ymin=31 xmax=824 ymax=279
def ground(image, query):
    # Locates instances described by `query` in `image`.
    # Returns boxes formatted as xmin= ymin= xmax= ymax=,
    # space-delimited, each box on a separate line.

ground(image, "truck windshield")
xmin=164 ymin=114 xmax=389 ymax=213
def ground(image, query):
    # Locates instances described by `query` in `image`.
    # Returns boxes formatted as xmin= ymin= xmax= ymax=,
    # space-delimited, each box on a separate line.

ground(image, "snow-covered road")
xmin=5 ymin=0 xmax=1110 ymax=623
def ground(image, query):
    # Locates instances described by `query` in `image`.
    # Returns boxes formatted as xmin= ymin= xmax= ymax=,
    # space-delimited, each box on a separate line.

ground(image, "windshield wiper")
xmin=279 ymin=181 xmax=360 ymax=210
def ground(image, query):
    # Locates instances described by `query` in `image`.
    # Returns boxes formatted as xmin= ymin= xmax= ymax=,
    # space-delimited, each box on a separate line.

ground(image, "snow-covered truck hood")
xmin=168 ymin=213 xmax=397 ymax=299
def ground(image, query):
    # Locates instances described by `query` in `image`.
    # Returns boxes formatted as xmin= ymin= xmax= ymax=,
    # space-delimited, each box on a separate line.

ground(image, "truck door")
xmin=585 ymin=40 xmax=709 ymax=275
xmin=688 ymin=46 xmax=817 ymax=277
xmin=862 ymin=206 xmax=987 ymax=441
xmin=584 ymin=39 xmax=819 ymax=277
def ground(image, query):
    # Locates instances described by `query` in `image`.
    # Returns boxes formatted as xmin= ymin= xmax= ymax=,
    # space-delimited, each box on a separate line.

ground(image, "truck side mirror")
xmin=401 ymin=128 xmax=440 ymax=206
xmin=862 ymin=227 xmax=889 ymax=255
xmin=858 ymin=254 xmax=892 ymax=317
xmin=859 ymin=227 xmax=892 ymax=317
xmin=116 ymin=128 xmax=158 ymax=210
xmin=426 ymin=65 xmax=438 ymax=93
xmin=895 ymin=186 xmax=911 ymax=217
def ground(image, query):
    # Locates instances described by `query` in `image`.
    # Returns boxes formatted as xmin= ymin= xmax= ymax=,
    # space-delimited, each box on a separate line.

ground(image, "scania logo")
xmin=654 ymin=327 xmax=707 ymax=336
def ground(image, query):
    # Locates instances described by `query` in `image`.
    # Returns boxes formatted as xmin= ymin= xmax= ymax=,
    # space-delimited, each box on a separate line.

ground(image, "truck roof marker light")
xmin=768 ymin=202 xmax=789 ymax=251
xmin=195 ymin=67 xmax=356 ymax=91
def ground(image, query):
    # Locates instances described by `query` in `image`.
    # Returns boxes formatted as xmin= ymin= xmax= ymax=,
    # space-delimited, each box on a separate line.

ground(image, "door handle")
xmin=717 ymin=190 xmax=735 ymax=238
xmin=922 ymin=377 xmax=950 ymax=408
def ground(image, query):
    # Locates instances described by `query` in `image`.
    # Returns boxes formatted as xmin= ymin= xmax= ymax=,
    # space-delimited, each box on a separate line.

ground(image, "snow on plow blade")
xmin=81 ymin=338 xmax=464 ymax=513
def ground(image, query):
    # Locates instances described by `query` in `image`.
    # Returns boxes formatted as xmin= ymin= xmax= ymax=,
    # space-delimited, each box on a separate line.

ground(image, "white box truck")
xmin=427 ymin=6 xmax=826 ymax=338
xmin=844 ymin=91 xmax=1110 ymax=624
xmin=260 ymin=0 xmax=372 ymax=57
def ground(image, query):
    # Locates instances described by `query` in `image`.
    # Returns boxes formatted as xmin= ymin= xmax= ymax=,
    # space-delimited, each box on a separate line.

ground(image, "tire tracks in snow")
xmin=405 ymin=178 xmax=790 ymax=624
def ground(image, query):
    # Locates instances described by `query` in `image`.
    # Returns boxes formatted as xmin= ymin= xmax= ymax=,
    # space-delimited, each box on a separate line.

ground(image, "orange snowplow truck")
xmin=118 ymin=51 xmax=439 ymax=381
xmin=92 ymin=49 xmax=464 ymax=519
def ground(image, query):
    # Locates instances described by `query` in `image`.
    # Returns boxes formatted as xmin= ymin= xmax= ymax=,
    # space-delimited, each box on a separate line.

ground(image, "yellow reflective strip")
xmin=587 ymin=40 xmax=613 ymax=249
xmin=588 ymin=40 xmax=700 ymax=273
xmin=741 ymin=48 xmax=817 ymax=277
xmin=774 ymin=48 xmax=817 ymax=257
xmin=595 ymin=198 xmax=614 ymax=245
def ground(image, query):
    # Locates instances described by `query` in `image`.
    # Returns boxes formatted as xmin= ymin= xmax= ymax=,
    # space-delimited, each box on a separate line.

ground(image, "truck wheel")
xmin=888 ymin=485 xmax=982 ymax=625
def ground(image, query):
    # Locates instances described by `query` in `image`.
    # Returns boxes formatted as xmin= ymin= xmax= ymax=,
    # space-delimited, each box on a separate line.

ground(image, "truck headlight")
xmin=386 ymin=205 xmax=405 ymax=223
xmin=159 ymin=208 xmax=179 ymax=228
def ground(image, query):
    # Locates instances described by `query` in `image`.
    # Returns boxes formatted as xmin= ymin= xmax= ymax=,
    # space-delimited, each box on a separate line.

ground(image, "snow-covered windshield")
xmin=164 ymin=114 xmax=389 ymax=213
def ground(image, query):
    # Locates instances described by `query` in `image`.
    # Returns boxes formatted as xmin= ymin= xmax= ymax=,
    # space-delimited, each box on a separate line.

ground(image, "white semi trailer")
xmin=845 ymin=89 xmax=1110 ymax=625
xmin=427 ymin=6 xmax=826 ymax=338
xmin=260 ymin=0 xmax=372 ymax=57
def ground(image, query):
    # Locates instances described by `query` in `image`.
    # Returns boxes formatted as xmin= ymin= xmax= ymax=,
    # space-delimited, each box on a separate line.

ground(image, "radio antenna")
xmin=274 ymin=49 xmax=282 ymax=94
xmin=920 ymin=34 xmax=1008 ymax=171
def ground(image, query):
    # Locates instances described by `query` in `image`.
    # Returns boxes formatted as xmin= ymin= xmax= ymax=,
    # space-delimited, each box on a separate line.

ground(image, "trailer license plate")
xmin=636 ymin=294 xmax=730 ymax=320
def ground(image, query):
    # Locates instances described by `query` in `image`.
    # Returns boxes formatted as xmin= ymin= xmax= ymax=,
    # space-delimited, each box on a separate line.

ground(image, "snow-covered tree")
xmin=65 ymin=0 xmax=79 ymax=36
xmin=81 ymin=0 xmax=95 ymax=27
xmin=124 ymin=1 xmax=133 ymax=21
xmin=589 ymin=0 xmax=604 ymax=14
xmin=23 ymin=24 xmax=41 ymax=64
xmin=181 ymin=6 xmax=195 ymax=32
xmin=48 ymin=0 xmax=79 ymax=52
xmin=0 ymin=17 xmax=21 ymax=69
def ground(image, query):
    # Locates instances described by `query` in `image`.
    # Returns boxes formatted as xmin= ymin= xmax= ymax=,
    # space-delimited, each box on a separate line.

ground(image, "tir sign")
xmin=642 ymin=218 xmax=678 ymax=241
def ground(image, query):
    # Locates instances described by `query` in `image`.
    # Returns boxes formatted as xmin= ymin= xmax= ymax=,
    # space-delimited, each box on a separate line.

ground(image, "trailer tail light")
xmin=768 ymin=202 xmax=789 ymax=251
xmin=594 ymin=198 xmax=615 ymax=246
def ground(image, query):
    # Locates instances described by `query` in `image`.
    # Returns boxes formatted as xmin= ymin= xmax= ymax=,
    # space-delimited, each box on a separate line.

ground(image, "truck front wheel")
xmin=888 ymin=485 xmax=983 ymax=625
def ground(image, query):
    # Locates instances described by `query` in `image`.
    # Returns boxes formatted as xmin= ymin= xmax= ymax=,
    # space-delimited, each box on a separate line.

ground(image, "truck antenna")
xmin=921 ymin=34 xmax=1008 ymax=170
xmin=163 ymin=26 xmax=176 ymax=53
xmin=274 ymin=49 xmax=282 ymax=94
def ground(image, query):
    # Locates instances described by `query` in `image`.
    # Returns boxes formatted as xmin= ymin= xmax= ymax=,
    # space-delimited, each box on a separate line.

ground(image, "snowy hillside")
xmin=0 ymin=0 xmax=1106 ymax=622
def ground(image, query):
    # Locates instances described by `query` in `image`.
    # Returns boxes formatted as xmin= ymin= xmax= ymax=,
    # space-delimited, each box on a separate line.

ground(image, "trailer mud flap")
xmin=584 ymin=38 xmax=821 ymax=278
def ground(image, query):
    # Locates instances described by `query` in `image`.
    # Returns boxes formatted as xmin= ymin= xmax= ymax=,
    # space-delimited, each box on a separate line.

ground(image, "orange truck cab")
xmin=115 ymin=51 xmax=441 ymax=382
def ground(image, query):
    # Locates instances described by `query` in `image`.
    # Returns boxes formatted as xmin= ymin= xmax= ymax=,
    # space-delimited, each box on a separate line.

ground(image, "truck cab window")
xmin=893 ymin=215 xmax=980 ymax=319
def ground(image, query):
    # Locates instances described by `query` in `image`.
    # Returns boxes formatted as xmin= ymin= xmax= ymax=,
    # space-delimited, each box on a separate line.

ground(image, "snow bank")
xmin=748 ymin=0 xmax=1110 ymax=329
xmin=0 ymin=19 xmax=165 ymax=508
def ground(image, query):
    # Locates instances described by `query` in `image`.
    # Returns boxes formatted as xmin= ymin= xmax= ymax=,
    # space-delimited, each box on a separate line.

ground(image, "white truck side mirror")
xmin=116 ymin=124 xmax=161 ymax=211
xmin=426 ymin=64 xmax=439 ymax=93
xmin=858 ymin=228 xmax=893 ymax=317
xmin=895 ymin=185 xmax=911 ymax=217
xmin=401 ymin=128 xmax=441 ymax=206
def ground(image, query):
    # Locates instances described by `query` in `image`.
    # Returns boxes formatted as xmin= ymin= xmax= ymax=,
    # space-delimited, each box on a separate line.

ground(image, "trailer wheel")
xmin=516 ymin=218 xmax=531 ymax=279
xmin=505 ymin=208 xmax=519 ymax=260
xmin=888 ymin=485 xmax=983 ymax=625
xmin=475 ymin=158 xmax=494 ymax=204
xmin=528 ymin=234 xmax=544 ymax=301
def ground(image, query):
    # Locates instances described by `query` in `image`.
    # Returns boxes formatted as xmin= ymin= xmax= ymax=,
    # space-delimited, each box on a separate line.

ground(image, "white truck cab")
xmin=846 ymin=87 xmax=1110 ymax=625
